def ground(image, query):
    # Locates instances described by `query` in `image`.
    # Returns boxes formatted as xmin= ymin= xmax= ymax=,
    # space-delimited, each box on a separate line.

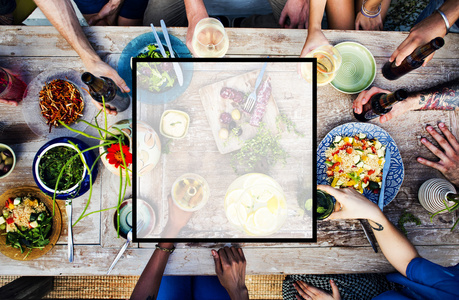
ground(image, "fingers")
xmin=353 ymin=87 xmax=391 ymax=114
xmin=111 ymin=72 xmax=130 ymax=93
xmin=91 ymin=99 xmax=117 ymax=116
xmin=422 ymin=52 xmax=435 ymax=67
xmin=416 ymin=156 xmax=447 ymax=173
xmin=279 ymin=10 xmax=288 ymax=28
xmin=330 ymin=279 xmax=340 ymax=299
xmin=425 ymin=125 xmax=456 ymax=157
xmin=438 ymin=122 xmax=459 ymax=150
xmin=237 ymin=247 xmax=246 ymax=263
xmin=293 ymin=281 xmax=317 ymax=299
xmin=212 ymin=249 xmax=223 ymax=276
xmin=379 ymin=101 xmax=408 ymax=123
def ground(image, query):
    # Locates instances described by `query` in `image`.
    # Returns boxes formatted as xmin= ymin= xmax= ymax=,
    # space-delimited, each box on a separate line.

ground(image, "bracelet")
xmin=361 ymin=0 xmax=381 ymax=18
xmin=155 ymin=244 xmax=175 ymax=253
xmin=436 ymin=9 xmax=450 ymax=34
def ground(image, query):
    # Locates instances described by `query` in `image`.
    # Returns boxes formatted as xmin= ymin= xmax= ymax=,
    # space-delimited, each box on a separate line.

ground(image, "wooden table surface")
xmin=0 ymin=26 xmax=458 ymax=276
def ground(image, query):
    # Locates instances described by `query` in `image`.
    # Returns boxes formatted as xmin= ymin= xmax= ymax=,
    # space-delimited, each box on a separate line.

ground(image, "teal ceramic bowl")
xmin=330 ymin=42 xmax=376 ymax=94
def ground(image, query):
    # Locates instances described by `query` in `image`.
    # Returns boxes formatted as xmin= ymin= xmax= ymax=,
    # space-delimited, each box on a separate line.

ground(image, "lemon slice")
xmin=225 ymin=189 xmax=244 ymax=206
xmin=239 ymin=192 xmax=254 ymax=208
xmin=250 ymin=187 xmax=274 ymax=203
xmin=267 ymin=196 xmax=279 ymax=214
xmin=243 ymin=173 xmax=265 ymax=189
xmin=226 ymin=203 xmax=247 ymax=227
xmin=254 ymin=207 xmax=277 ymax=233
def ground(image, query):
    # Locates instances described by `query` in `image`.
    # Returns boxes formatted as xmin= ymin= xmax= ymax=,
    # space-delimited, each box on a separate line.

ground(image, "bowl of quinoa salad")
xmin=0 ymin=186 xmax=61 ymax=260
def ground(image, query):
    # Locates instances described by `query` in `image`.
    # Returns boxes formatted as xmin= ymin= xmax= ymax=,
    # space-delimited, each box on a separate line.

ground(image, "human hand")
xmin=390 ymin=11 xmax=447 ymax=67
xmin=88 ymin=0 xmax=122 ymax=25
xmin=293 ymin=280 xmax=341 ymax=300
xmin=418 ymin=123 xmax=459 ymax=187
xmin=279 ymin=0 xmax=310 ymax=29
xmin=83 ymin=59 xmax=130 ymax=115
xmin=212 ymin=246 xmax=249 ymax=300
xmin=317 ymin=185 xmax=384 ymax=222
xmin=185 ymin=12 xmax=209 ymax=56
xmin=166 ymin=195 xmax=194 ymax=232
xmin=353 ymin=87 xmax=418 ymax=123
xmin=300 ymin=29 xmax=329 ymax=57
xmin=355 ymin=12 xmax=383 ymax=30
xmin=0 ymin=99 xmax=19 ymax=106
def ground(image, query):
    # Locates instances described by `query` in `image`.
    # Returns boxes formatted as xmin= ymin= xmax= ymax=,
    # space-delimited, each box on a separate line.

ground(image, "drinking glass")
xmin=301 ymin=45 xmax=342 ymax=86
xmin=171 ymin=173 xmax=210 ymax=211
xmin=191 ymin=18 xmax=229 ymax=58
xmin=0 ymin=67 xmax=27 ymax=102
xmin=316 ymin=190 xmax=335 ymax=220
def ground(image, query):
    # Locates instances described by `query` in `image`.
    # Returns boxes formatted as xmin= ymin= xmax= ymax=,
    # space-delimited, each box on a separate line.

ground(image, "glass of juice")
xmin=191 ymin=18 xmax=229 ymax=58
xmin=301 ymin=45 xmax=342 ymax=86
xmin=171 ymin=173 xmax=210 ymax=211
xmin=0 ymin=67 xmax=27 ymax=102
xmin=316 ymin=190 xmax=335 ymax=220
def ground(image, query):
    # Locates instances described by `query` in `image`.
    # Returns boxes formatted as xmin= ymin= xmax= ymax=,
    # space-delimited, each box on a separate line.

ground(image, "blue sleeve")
xmin=385 ymin=257 xmax=459 ymax=300
xmin=406 ymin=257 xmax=459 ymax=295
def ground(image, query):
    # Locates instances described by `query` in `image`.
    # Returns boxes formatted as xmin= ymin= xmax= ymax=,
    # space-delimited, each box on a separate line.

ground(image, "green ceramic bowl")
xmin=331 ymin=42 xmax=376 ymax=94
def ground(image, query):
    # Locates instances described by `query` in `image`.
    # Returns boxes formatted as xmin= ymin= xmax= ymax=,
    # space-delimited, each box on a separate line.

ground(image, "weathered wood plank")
xmin=1 ymin=27 xmax=458 ymax=59
xmin=0 ymin=244 xmax=457 ymax=276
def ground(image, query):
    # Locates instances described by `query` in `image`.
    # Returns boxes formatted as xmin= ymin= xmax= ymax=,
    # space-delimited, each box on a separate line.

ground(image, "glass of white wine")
xmin=191 ymin=18 xmax=229 ymax=58
xmin=301 ymin=44 xmax=342 ymax=86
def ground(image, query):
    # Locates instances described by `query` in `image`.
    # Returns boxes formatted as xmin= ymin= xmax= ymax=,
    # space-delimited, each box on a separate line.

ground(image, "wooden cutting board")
xmin=199 ymin=69 xmax=280 ymax=154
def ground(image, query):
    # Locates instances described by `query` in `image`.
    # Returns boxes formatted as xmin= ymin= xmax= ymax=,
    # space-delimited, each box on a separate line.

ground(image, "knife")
xmin=150 ymin=23 xmax=167 ymax=58
xmin=66 ymin=199 xmax=74 ymax=262
xmin=359 ymin=219 xmax=378 ymax=253
xmin=378 ymin=148 xmax=391 ymax=211
xmin=160 ymin=19 xmax=184 ymax=87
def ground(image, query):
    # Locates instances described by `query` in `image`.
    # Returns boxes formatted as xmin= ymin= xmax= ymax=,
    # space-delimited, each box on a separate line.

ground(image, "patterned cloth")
xmin=283 ymin=273 xmax=397 ymax=300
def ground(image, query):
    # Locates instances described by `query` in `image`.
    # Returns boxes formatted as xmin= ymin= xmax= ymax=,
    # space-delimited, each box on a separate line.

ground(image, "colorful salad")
xmin=324 ymin=133 xmax=386 ymax=193
xmin=0 ymin=196 xmax=52 ymax=254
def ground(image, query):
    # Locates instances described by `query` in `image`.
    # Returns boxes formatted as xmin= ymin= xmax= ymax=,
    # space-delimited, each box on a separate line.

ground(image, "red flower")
xmin=106 ymin=144 xmax=132 ymax=169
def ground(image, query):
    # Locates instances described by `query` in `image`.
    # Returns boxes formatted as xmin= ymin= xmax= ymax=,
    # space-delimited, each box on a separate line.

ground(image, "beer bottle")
xmin=354 ymin=89 xmax=408 ymax=122
xmin=382 ymin=37 xmax=445 ymax=80
xmin=81 ymin=72 xmax=130 ymax=112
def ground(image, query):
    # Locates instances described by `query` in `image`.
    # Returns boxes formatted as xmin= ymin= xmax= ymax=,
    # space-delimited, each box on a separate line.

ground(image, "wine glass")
xmin=300 ymin=44 xmax=342 ymax=86
xmin=191 ymin=18 xmax=229 ymax=58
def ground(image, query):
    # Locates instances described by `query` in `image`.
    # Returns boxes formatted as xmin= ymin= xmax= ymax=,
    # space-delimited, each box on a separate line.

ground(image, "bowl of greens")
xmin=32 ymin=137 xmax=98 ymax=199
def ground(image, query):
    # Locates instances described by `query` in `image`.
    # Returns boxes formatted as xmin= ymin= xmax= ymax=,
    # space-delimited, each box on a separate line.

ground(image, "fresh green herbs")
xmin=276 ymin=114 xmax=305 ymax=137
xmin=6 ymin=214 xmax=52 ymax=254
xmin=398 ymin=210 xmax=421 ymax=236
xmin=38 ymin=146 xmax=84 ymax=191
xmin=231 ymin=122 xmax=288 ymax=174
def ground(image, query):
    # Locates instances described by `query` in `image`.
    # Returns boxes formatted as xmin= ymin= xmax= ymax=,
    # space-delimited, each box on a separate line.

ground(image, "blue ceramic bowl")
xmin=33 ymin=137 xmax=98 ymax=199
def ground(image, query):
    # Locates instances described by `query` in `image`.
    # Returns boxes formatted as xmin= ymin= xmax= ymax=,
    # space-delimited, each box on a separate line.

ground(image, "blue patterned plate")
xmin=317 ymin=122 xmax=404 ymax=207
xmin=117 ymin=32 xmax=193 ymax=104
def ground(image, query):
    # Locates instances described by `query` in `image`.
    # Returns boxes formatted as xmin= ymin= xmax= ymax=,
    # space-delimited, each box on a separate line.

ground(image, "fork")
xmin=243 ymin=62 xmax=268 ymax=113
xmin=106 ymin=219 xmax=144 ymax=275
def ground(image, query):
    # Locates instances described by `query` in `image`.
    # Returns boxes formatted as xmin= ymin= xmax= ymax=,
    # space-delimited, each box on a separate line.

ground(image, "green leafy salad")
xmin=136 ymin=44 xmax=177 ymax=93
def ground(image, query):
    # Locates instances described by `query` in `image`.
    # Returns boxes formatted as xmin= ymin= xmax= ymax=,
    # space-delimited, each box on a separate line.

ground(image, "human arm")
xmin=318 ymin=185 xmax=420 ymax=276
xmin=87 ymin=0 xmax=123 ymax=26
xmin=184 ymin=0 xmax=209 ymax=56
xmin=130 ymin=196 xmax=193 ymax=300
xmin=390 ymin=0 xmax=459 ymax=66
xmin=33 ymin=0 xmax=130 ymax=114
xmin=300 ymin=0 xmax=329 ymax=56
xmin=279 ymin=0 xmax=310 ymax=29
xmin=355 ymin=0 xmax=384 ymax=31
xmin=211 ymin=246 xmax=249 ymax=300
xmin=353 ymin=78 xmax=459 ymax=123
xmin=418 ymin=123 xmax=459 ymax=187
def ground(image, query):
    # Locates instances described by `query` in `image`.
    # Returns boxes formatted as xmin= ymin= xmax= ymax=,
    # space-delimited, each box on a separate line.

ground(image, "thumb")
xmin=111 ymin=73 xmax=130 ymax=93
xmin=212 ymin=249 xmax=223 ymax=276
xmin=330 ymin=280 xmax=341 ymax=300
xmin=88 ymin=14 xmax=101 ymax=26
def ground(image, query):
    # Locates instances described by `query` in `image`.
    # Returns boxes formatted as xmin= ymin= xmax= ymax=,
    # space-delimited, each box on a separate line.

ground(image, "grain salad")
xmin=325 ymin=133 xmax=385 ymax=193
xmin=0 ymin=196 xmax=52 ymax=253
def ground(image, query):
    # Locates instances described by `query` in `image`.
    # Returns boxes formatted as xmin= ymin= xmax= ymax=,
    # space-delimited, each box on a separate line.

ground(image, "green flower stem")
xmin=77 ymin=120 xmax=118 ymax=138
xmin=118 ymin=139 xmax=131 ymax=187
xmin=58 ymin=120 xmax=107 ymax=141
xmin=94 ymin=109 xmax=104 ymax=139
xmin=102 ymin=96 xmax=108 ymax=139
xmin=78 ymin=205 xmax=119 ymax=220
xmin=117 ymin=166 xmax=122 ymax=237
